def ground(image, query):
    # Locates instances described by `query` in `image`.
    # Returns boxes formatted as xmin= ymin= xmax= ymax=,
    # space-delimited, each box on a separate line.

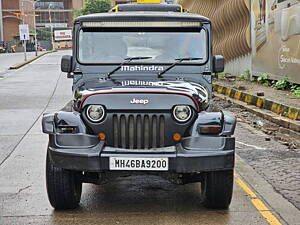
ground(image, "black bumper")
xmin=48 ymin=134 xmax=235 ymax=173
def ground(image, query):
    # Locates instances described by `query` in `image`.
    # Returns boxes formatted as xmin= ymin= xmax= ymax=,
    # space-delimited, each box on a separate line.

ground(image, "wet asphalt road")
xmin=0 ymin=51 xmax=299 ymax=225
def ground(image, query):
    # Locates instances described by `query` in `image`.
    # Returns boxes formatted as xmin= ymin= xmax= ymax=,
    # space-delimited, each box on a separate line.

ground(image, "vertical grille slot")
xmin=113 ymin=115 xmax=118 ymax=148
xmin=159 ymin=115 xmax=165 ymax=147
xmin=136 ymin=115 xmax=142 ymax=149
xmin=152 ymin=115 xmax=157 ymax=148
xmin=144 ymin=115 xmax=150 ymax=149
xmin=112 ymin=114 xmax=165 ymax=149
xmin=128 ymin=115 xmax=134 ymax=149
xmin=120 ymin=115 xmax=126 ymax=148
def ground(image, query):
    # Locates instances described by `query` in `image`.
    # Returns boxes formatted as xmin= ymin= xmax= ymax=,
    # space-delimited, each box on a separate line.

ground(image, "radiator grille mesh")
xmin=112 ymin=114 xmax=165 ymax=149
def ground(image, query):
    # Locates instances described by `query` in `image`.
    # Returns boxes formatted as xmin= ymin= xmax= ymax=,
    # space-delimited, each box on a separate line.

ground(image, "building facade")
xmin=179 ymin=0 xmax=300 ymax=84
xmin=0 ymin=0 xmax=84 ymax=42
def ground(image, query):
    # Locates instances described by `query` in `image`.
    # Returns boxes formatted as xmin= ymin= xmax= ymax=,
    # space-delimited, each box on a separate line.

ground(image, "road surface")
xmin=0 ymin=51 xmax=299 ymax=225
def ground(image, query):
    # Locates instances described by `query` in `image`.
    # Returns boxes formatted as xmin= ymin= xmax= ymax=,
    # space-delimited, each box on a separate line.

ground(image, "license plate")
xmin=109 ymin=157 xmax=169 ymax=171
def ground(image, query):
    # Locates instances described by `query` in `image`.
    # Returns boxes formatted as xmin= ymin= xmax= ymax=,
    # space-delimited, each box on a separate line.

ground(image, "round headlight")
xmin=173 ymin=105 xmax=192 ymax=123
xmin=86 ymin=105 xmax=105 ymax=122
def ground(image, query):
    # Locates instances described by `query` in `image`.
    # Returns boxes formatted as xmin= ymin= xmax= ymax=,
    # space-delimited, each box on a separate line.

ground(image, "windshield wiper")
xmin=107 ymin=56 xmax=153 ymax=78
xmin=157 ymin=57 xmax=203 ymax=78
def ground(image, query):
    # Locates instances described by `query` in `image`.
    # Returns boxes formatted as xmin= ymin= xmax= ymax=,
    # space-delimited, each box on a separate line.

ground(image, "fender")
xmin=191 ymin=110 xmax=236 ymax=137
xmin=42 ymin=111 xmax=87 ymax=134
xmin=221 ymin=111 xmax=237 ymax=136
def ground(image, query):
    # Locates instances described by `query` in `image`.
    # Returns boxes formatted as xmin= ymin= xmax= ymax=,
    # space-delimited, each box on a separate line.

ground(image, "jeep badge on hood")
xmin=130 ymin=98 xmax=149 ymax=104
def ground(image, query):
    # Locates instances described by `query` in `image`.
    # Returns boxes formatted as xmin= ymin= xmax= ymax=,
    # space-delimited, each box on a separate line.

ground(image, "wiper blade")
xmin=157 ymin=57 xmax=203 ymax=78
xmin=107 ymin=56 xmax=153 ymax=78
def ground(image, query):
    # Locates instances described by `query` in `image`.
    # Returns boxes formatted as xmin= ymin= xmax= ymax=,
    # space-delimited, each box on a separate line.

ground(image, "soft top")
xmin=75 ymin=11 xmax=210 ymax=24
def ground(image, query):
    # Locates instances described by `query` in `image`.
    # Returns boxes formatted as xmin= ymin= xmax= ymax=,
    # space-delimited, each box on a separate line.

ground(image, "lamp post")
xmin=0 ymin=0 xmax=4 ymax=41
xmin=48 ymin=3 xmax=54 ymax=50
xmin=21 ymin=0 xmax=39 ymax=56
xmin=21 ymin=0 xmax=27 ymax=61
xmin=33 ymin=0 xmax=38 ymax=56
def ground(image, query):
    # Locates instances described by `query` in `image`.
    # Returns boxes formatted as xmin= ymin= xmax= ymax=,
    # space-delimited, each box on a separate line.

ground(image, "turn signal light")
xmin=57 ymin=126 xmax=77 ymax=134
xmin=198 ymin=126 xmax=222 ymax=134
xmin=98 ymin=132 xmax=106 ymax=140
xmin=173 ymin=133 xmax=182 ymax=142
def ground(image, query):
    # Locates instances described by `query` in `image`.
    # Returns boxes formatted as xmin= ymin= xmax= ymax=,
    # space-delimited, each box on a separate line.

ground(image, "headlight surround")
xmin=173 ymin=105 xmax=192 ymax=123
xmin=86 ymin=105 xmax=105 ymax=122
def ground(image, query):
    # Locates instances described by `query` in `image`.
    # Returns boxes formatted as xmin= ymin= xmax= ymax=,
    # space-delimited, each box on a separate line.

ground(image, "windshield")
xmin=78 ymin=28 xmax=207 ymax=64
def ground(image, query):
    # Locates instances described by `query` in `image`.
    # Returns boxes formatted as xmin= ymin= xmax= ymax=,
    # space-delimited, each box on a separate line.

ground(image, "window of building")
xmin=35 ymin=1 xmax=64 ymax=10
xmin=36 ymin=11 xmax=69 ymax=24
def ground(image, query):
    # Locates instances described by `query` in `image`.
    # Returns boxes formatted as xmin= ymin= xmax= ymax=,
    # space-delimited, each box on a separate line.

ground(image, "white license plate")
xmin=109 ymin=157 xmax=169 ymax=171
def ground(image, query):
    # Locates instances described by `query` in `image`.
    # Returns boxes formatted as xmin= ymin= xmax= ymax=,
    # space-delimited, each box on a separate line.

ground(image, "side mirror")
xmin=61 ymin=55 xmax=73 ymax=73
xmin=213 ymin=55 xmax=225 ymax=73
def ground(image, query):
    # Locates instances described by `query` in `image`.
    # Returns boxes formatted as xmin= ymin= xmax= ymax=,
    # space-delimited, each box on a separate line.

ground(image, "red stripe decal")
xmin=79 ymin=91 xmax=200 ymax=112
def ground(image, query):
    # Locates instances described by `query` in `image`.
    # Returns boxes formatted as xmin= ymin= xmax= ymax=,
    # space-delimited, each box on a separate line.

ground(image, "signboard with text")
xmin=54 ymin=30 xmax=72 ymax=41
xmin=19 ymin=24 xmax=29 ymax=41
xmin=45 ymin=23 xmax=68 ymax=28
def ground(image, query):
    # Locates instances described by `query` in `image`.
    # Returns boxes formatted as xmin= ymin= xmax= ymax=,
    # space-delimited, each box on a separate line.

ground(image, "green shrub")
xmin=272 ymin=78 xmax=290 ymax=90
xmin=75 ymin=0 xmax=112 ymax=16
xmin=218 ymin=73 xmax=225 ymax=78
xmin=291 ymin=85 xmax=300 ymax=98
xmin=237 ymin=75 xmax=246 ymax=81
xmin=239 ymin=69 xmax=251 ymax=80
xmin=257 ymin=73 xmax=271 ymax=86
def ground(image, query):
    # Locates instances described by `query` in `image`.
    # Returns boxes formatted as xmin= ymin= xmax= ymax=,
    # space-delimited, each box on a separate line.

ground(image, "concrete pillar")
xmin=72 ymin=0 xmax=84 ymax=9
xmin=0 ymin=0 xmax=3 ymax=41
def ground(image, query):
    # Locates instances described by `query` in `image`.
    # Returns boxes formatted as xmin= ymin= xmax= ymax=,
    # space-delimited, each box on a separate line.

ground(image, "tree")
xmin=76 ymin=0 xmax=112 ymax=17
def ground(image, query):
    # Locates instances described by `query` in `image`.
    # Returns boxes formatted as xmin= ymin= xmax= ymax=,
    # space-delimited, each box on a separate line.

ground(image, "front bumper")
xmin=48 ymin=134 xmax=235 ymax=173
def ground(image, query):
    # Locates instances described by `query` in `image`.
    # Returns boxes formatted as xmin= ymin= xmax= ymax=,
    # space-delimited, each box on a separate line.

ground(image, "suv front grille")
xmin=112 ymin=114 xmax=165 ymax=149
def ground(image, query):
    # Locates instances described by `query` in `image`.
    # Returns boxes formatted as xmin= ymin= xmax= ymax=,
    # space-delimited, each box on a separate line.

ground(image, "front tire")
xmin=201 ymin=170 xmax=234 ymax=209
xmin=46 ymin=153 xmax=82 ymax=210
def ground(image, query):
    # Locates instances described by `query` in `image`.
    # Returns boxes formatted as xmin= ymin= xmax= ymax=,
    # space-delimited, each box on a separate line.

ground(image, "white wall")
xmin=224 ymin=53 xmax=252 ymax=77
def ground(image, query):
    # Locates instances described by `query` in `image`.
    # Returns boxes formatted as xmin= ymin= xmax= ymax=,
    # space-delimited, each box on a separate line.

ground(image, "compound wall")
xmin=251 ymin=0 xmax=300 ymax=84
xmin=178 ymin=0 xmax=252 ymax=76
xmin=180 ymin=0 xmax=300 ymax=84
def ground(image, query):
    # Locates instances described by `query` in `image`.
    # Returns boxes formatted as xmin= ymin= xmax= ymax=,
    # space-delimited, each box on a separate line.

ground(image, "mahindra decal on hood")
xmin=121 ymin=65 xmax=164 ymax=72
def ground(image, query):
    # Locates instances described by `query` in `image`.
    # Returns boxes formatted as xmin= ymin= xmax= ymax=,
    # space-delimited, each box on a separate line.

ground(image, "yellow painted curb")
xmin=287 ymin=108 xmax=299 ymax=120
xmin=234 ymin=91 xmax=242 ymax=100
xmin=213 ymin=83 xmax=300 ymax=121
xmin=271 ymin=103 xmax=281 ymax=114
xmin=9 ymin=50 xmax=56 ymax=70
xmin=245 ymin=94 xmax=252 ymax=104
xmin=256 ymin=97 xmax=264 ymax=108
xmin=225 ymin=88 xmax=232 ymax=96
xmin=217 ymin=86 xmax=224 ymax=93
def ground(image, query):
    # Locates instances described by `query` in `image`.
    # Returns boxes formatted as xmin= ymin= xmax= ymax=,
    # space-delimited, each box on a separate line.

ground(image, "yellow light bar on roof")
xmin=136 ymin=0 xmax=161 ymax=3
xmin=82 ymin=21 xmax=201 ymax=28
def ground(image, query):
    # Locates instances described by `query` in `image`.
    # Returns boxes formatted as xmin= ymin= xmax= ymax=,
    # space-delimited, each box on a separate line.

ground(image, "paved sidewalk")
xmin=216 ymin=79 xmax=300 ymax=109
xmin=0 ymin=52 xmax=42 ymax=73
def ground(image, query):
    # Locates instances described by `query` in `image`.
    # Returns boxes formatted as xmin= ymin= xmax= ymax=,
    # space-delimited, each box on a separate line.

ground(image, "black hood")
xmin=74 ymin=78 xmax=210 ymax=111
